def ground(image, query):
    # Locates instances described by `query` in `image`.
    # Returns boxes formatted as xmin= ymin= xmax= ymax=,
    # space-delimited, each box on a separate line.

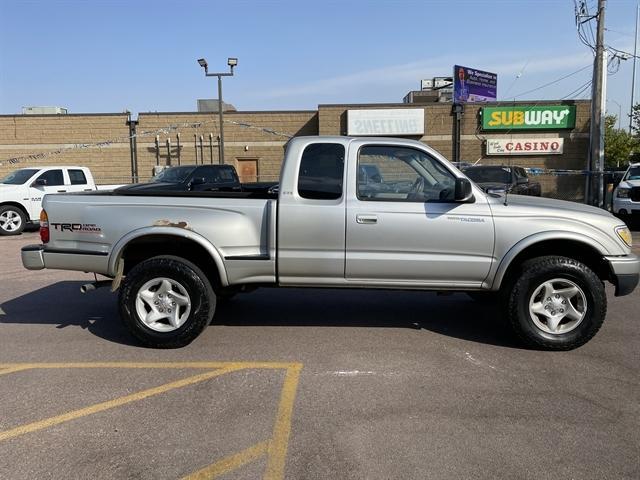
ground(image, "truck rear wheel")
xmin=0 ymin=205 xmax=26 ymax=236
xmin=506 ymin=256 xmax=606 ymax=351
xmin=119 ymin=256 xmax=215 ymax=348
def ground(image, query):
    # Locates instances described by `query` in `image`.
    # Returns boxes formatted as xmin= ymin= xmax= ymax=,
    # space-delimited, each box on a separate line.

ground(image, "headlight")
xmin=616 ymin=188 xmax=630 ymax=198
xmin=615 ymin=226 xmax=633 ymax=247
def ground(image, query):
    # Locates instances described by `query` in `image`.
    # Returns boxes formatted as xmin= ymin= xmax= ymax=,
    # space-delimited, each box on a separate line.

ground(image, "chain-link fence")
xmin=526 ymin=170 xmax=626 ymax=210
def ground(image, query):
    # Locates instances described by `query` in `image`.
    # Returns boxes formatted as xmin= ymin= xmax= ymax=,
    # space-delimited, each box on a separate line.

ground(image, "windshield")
xmin=625 ymin=166 xmax=640 ymax=181
xmin=465 ymin=167 xmax=511 ymax=184
xmin=152 ymin=166 xmax=196 ymax=183
xmin=0 ymin=169 xmax=39 ymax=185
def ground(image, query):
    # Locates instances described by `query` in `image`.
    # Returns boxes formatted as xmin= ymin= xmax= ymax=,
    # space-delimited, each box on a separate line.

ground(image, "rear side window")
xmin=195 ymin=166 xmax=238 ymax=183
xmin=297 ymin=143 xmax=345 ymax=200
xmin=68 ymin=169 xmax=87 ymax=185
xmin=36 ymin=169 xmax=64 ymax=186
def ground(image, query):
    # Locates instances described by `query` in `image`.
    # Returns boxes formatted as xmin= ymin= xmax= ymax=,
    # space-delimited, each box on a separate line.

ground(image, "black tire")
xmin=0 ymin=205 xmax=27 ymax=236
xmin=506 ymin=256 xmax=606 ymax=351
xmin=119 ymin=255 xmax=215 ymax=348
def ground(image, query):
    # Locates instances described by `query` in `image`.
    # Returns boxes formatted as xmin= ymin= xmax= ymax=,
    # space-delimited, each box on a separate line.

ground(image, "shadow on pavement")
xmin=1 ymin=282 xmax=519 ymax=349
xmin=214 ymin=288 xmax=519 ymax=349
xmin=0 ymin=281 xmax=137 ymax=346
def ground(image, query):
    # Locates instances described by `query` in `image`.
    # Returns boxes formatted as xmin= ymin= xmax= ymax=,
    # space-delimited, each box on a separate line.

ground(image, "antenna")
xmin=503 ymin=163 xmax=510 ymax=206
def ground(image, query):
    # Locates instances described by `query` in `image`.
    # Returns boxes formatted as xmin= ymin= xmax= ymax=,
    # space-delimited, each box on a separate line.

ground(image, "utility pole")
xmin=631 ymin=3 xmax=639 ymax=133
xmin=589 ymin=0 xmax=606 ymax=207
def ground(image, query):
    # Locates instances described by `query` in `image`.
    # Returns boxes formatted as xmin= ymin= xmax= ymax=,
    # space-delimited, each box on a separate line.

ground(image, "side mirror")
xmin=517 ymin=177 xmax=529 ymax=185
xmin=454 ymin=178 xmax=473 ymax=202
xmin=33 ymin=178 xmax=47 ymax=187
xmin=188 ymin=177 xmax=206 ymax=190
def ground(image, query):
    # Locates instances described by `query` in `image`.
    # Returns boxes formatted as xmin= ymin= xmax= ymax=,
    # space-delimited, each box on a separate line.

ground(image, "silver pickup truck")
xmin=21 ymin=136 xmax=639 ymax=350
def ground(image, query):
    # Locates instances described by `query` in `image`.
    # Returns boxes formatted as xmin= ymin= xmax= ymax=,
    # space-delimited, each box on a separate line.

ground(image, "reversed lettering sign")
xmin=486 ymin=138 xmax=564 ymax=155
xmin=347 ymin=109 xmax=425 ymax=136
xmin=482 ymin=106 xmax=576 ymax=130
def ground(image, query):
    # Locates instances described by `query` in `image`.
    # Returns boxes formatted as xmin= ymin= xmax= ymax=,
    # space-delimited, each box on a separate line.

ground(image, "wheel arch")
xmin=0 ymin=201 xmax=30 ymax=219
xmin=109 ymin=227 xmax=229 ymax=288
xmin=492 ymin=232 xmax=611 ymax=291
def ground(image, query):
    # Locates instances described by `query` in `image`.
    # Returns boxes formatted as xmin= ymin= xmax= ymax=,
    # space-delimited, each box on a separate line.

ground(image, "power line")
xmin=561 ymin=80 xmax=593 ymax=99
xmin=509 ymin=64 xmax=592 ymax=99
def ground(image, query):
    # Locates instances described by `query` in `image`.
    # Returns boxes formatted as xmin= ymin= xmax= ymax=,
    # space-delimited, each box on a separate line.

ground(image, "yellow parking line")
xmin=182 ymin=441 xmax=269 ymax=480
xmin=0 ymin=366 xmax=32 ymax=376
xmin=264 ymin=363 xmax=303 ymax=480
xmin=0 ymin=367 xmax=240 ymax=443
xmin=0 ymin=361 xmax=304 ymax=479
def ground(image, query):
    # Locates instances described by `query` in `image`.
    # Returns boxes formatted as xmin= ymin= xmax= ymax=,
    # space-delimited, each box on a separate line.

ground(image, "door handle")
xmin=356 ymin=214 xmax=378 ymax=224
xmin=57 ymin=190 xmax=67 ymax=193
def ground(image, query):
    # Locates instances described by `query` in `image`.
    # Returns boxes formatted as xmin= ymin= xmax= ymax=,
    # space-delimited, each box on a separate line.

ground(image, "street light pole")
xmin=217 ymin=74 xmax=224 ymax=165
xmin=607 ymin=98 xmax=622 ymax=129
xmin=197 ymin=57 xmax=237 ymax=165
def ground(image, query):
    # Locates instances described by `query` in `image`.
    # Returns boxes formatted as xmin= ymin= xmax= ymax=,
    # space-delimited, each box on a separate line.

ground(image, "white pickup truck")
xmin=0 ymin=166 xmax=122 ymax=235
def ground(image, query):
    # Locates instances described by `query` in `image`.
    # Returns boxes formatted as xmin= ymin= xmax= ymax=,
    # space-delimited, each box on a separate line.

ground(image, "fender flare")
xmin=490 ymin=230 xmax=608 ymax=290
xmin=0 ymin=201 xmax=30 ymax=219
xmin=108 ymin=226 xmax=229 ymax=286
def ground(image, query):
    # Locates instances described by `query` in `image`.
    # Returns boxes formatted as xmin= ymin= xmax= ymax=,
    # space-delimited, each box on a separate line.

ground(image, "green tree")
xmin=604 ymin=114 xmax=636 ymax=168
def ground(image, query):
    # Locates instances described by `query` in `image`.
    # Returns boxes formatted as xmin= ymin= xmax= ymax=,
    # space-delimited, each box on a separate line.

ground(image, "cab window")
xmin=68 ymin=169 xmax=87 ymax=185
xmin=297 ymin=143 xmax=345 ymax=200
xmin=36 ymin=169 xmax=64 ymax=186
xmin=357 ymin=146 xmax=455 ymax=202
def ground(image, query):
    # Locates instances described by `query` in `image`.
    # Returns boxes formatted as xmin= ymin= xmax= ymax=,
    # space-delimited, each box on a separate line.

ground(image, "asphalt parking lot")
xmin=1 ymin=232 xmax=639 ymax=480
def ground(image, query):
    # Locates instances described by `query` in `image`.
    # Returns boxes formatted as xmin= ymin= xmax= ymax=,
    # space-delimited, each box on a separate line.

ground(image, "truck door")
xmin=345 ymin=144 xmax=495 ymax=287
xmin=277 ymin=142 xmax=347 ymax=285
xmin=27 ymin=169 xmax=66 ymax=220
xmin=66 ymin=168 xmax=94 ymax=193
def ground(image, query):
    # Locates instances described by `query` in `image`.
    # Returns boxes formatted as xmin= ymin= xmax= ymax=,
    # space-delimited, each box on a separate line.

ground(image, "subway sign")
xmin=482 ymin=105 xmax=576 ymax=130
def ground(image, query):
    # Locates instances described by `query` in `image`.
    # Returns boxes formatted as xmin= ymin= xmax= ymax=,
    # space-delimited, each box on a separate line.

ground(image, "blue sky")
xmin=1 ymin=0 xmax=639 ymax=125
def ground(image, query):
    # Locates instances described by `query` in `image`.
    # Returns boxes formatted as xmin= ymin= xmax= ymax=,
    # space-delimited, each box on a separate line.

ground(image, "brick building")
xmin=0 ymin=100 xmax=590 ymax=196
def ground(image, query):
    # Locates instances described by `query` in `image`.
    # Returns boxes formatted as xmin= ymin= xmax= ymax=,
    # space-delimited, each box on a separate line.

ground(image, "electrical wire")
xmin=509 ymin=64 xmax=592 ymax=99
xmin=503 ymin=60 xmax=529 ymax=98
xmin=561 ymin=80 xmax=593 ymax=99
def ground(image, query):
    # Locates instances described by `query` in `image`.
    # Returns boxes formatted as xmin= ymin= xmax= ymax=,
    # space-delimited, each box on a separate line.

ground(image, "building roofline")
xmin=0 ymin=112 xmax=129 ymax=118
xmin=138 ymin=110 xmax=318 ymax=116
xmin=319 ymin=99 xmax=590 ymax=108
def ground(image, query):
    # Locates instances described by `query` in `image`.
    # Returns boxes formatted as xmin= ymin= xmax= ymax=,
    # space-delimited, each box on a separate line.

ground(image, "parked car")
xmin=21 ymin=136 xmax=638 ymax=351
xmin=0 ymin=166 xmax=122 ymax=235
xmin=463 ymin=165 xmax=542 ymax=196
xmin=612 ymin=162 xmax=640 ymax=217
xmin=116 ymin=164 xmax=241 ymax=194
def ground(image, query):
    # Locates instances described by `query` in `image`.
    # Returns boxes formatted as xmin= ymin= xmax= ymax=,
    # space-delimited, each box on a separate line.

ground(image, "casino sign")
xmin=486 ymin=138 xmax=564 ymax=155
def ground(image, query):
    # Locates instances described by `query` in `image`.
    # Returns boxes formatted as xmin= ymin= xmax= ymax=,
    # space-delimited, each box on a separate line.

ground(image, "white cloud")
xmin=252 ymin=49 xmax=597 ymax=101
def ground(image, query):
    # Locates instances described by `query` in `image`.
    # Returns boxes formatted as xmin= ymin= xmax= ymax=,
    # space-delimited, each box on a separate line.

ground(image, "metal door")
xmin=345 ymin=143 xmax=495 ymax=287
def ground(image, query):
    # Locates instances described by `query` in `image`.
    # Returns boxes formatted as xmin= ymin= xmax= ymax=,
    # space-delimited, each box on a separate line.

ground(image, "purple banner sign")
xmin=453 ymin=65 xmax=497 ymax=103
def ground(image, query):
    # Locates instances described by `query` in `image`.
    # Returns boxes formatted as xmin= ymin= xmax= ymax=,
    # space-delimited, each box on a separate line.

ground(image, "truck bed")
xmin=40 ymin=192 xmax=278 ymax=284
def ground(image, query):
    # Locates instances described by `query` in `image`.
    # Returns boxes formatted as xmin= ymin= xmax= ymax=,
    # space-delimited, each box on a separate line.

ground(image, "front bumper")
xmin=613 ymin=197 xmax=640 ymax=214
xmin=605 ymin=254 xmax=640 ymax=296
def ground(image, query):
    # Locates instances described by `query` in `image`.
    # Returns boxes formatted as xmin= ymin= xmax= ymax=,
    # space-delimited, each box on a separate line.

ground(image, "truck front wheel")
xmin=0 ymin=205 xmax=26 ymax=236
xmin=119 ymin=256 xmax=215 ymax=348
xmin=506 ymin=256 xmax=606 ymax=351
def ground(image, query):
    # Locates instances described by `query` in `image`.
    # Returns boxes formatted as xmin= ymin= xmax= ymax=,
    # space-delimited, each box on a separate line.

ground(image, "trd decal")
xmin=50 ymin=223 xmax=102 ymax=233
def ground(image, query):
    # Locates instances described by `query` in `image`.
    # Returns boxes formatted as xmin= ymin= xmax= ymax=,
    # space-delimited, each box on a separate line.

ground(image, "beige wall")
xmin=0 ymin=101 xmax=589 ymax=195
xmin=136 ymin=111 xmax=317 ymax=182
xmin=318 ymin=100 xmax=590 ymax=169
xmin=0 ymin=114 xmax=131 ymax=183
xmin=317 ymin=100 xmax=590 ymax=198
